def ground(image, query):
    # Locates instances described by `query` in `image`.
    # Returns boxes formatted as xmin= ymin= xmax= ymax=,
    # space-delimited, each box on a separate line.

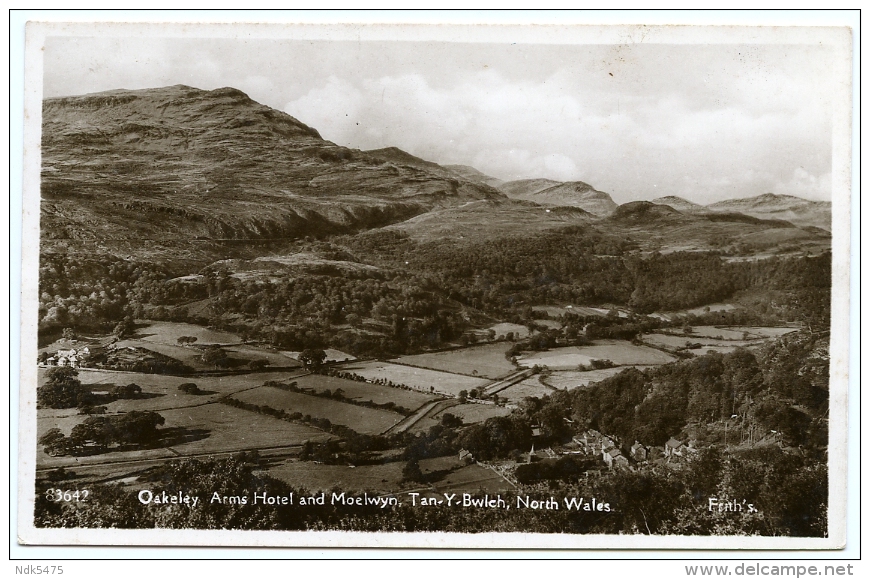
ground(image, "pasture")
xmin=677 ymin=326 xmax=755 ymax=340
xmin=36 ymin=401 xmax=329 ymax=470
xmin=642 ymin=334 xmax=762 ymax=350
xmin=487 ymin=323 xmax=531 ymax=340
xmin=341 ymin=361 xmax=491 ymax=396
xmin=517 ymin=340 xmax=675 ymax=370
xmin=282 ymin=348 xmax=356 ymax=363
xmin=112 ymin=339 xmax=211 ymax=370
xmin=293 ymin=374 xmax=437 ymax=410
xmin=157 ymin=403 xmax=331 ymax=455
xmin=541 ymin=366 xmax=656 ymax=391
xmin=392 ymin=343 xmax=516 ymax=380
xmin=38 ymin=368 xmax=308 ymax=414
xmin=434 ymin=403 xmax=512 ymax=424
xmin=232 ymin=386 xmax=403 ymax=434
xmin=222 ymin=344 xmax=302 ymax=368
xmin=498 ymin=377 xmax=555 ymax=402
xmin=728 ymin=326 xmax=799 ymax=338
xmin=432 ymin=463 xmax=514 ymax=494
xmin=135 ymin=321 xmax=242 ymax=346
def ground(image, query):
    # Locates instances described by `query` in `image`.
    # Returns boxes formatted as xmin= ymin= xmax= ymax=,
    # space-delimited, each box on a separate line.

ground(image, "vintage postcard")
xmin=17 ymin=20 xmax=853 ymax=549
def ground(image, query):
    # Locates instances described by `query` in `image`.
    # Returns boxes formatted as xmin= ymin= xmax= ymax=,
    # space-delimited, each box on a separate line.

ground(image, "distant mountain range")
xmin=40 ymin=84 xmax=830 ymax=267
xmin=652 ymin=193 xmax=831 ymax=231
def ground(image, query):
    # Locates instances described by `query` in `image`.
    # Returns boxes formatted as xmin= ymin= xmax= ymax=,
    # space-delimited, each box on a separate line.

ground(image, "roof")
xmin=666 ymin=438 xmax=684 ymax=448
xmin=607 ymin=448 xmax=622 ymax=457
xmin=631 ymin=442 xmax=646 ymax=451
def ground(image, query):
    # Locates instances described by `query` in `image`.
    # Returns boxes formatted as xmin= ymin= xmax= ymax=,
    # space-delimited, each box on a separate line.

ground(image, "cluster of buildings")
xmin=42 ymin=347 xmax=91 ymax=368
xmin=573 ymin=429 xmax=695 ymax=470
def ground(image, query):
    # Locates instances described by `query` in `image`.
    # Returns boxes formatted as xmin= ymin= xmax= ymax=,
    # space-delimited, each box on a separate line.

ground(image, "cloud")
xmin=44 ymin=37 xmax=836 ymax=205
xmin=285 ymin=67 xmax=832 ymax=204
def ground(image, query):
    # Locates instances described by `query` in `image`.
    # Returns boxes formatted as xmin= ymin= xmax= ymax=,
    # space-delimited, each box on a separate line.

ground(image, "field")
xmin=222 ymin=344 xmax=301 ymax=367
xmin=42 ymin=368 xmax=307 ymax=409
xmin=432 ymin=463 xmax=515 ymax=494
xmin=340 ymin=360 xmax=491 ymax=396
xmin=37 ymin=402 xmax=330 ymax=470
xmin=499 ymin=377 xmax=555 ymax=402
xmin=533 ymin=305 xmax=612 ymax=318
xmin=282 ymin=348 xmax=356 ymax=363
xmin=729 ymin=326 xmax=799 ymax=338
xmin=434 ymin=403 xmax=512 ymax=424
xmin=293 ymin=374 xmax=437 ymax=410
xmin=487 ymin=323 xmax=532 ymax=340
xmin=392 ymin=343 xmax=516 ymax=380
xmin=676 ymin=326 xmax=753 ymax=340
xmin=517 ymin=340 xmax=675 ymax=370
xmin=642 ymin=333 xmax=763 ymax=350
xmin=135 ymin=321 xmax=242 ymax=345
xmin=541 ymin=366 xmax=656 ymax=390
xmin=233 ymin=386 xmax=403 ymax=434
xmin=112 ymin=339 xmax=211 ymax=370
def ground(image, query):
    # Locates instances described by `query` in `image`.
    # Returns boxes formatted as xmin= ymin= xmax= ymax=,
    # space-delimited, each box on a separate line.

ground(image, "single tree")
xmin=299 ymin=348 xmax=327 ymax=371
xmin=37 ymin=366 xmax=85 ymax=409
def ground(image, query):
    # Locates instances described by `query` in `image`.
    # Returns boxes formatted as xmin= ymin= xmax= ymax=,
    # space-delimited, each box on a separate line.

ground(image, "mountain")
xmin=707 ymin=193 xmax=831 ymax=231
xmin=498 ymin=179 xmax=618 ymax=217
xmin=651 ymin=196 xmax=708 ymax=214
xmin=443 ymin=164 xmax=504 ymax=188
xmin=40 ymin=85 xmax=500 ymax=264
xmin=497 ymin=178 xmax=563 ymax=198
xmin=364 ymin=147 xmax=454 ymax=177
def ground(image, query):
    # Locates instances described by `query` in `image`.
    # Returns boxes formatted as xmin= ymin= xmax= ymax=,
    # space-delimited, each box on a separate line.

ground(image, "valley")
xmin=33 ymin=85 xmax=832 ymax=536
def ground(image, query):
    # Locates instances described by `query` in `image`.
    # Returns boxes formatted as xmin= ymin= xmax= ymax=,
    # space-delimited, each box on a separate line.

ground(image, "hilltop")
xmin=707 ymin=193 xmax=832 ymax=231
xmin=41 ymin=85 xmax=500 ymax=265
xmin=498 ymin=179 xmax=618 ymax=217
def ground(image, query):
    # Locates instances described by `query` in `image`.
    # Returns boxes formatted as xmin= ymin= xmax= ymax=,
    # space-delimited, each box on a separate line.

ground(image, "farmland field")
xmin=37 ymin=401 xmax=330 ymax=470
xmin=642 ymin=333 xmax=762 ymax=350
xmin=728 ymin=326 xmax=799 ymax=338
xmin=340 ymin=360 xmax=491 ymax=396
xmin=135 ymin=321 xmax=242 ymax=345
xmin=293 ymin=374 xmax=437 ymax=410
xmin=392 ymin=343 xmax=516 ymax=380
xmin=432 ymin=463 xmax=514 ymax=494
xmin=233 ymin=386 xmax=403 ymax=434
xmin=499 ymin=377 xmax=555 ymax=402
xmin=541 ymin=366 xmax=656 ymax=390
xmin=282 ymin=348 xmax=356 ymax=363
xmin=434 ymin=403 xmax=512 ymax=424
xmin=671 ymin=326 xmax=751 ymax=340
xmin=112 ymin=339 xmax=211 ymax=369
xmin=40 ymin=368 xmax=308 ymax=412
xmin=222 ymin=344 xmax=302 ymax=367
xmin=517 ymin=340 xmax=675 ymax=370
xmin=488 ymin=323 xmax=532 ymax=340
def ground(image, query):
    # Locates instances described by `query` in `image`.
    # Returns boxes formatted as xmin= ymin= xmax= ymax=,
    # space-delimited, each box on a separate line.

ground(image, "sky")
xmin=42 ymin=34 xmax=841 ymax=204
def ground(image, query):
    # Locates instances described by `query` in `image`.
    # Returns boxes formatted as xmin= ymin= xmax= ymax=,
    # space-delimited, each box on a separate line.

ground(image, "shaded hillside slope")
xmin=41 ymin=85 xmax=500 ymax=264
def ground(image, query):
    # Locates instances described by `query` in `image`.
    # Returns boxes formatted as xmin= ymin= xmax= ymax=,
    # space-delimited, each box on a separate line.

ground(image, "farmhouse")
xmin=664 ymin=438 xmax=686 ymax=459
xmin=46 ymin=347 xmax=90 ymax=368
xmin=630 ymin=441 xmax=648 ymax=462
xmin=603 ymin=447 xmax=629 ymax=470
xmin=458 ymin=449 xmax=474 ymax=464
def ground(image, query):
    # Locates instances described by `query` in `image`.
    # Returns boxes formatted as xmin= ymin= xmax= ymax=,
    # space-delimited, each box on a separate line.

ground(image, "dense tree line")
xmin=523 ymin=330 xmax=828 ymax=451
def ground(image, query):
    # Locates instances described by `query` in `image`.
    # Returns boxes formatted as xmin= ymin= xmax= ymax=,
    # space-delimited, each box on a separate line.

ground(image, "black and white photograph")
xmin=16 ymin=18 xmax=854 ymax=549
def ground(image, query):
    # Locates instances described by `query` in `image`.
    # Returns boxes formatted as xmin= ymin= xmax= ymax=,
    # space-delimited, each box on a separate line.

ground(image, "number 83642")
xmin=45 ymin=488 xmax=89 ymax=502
